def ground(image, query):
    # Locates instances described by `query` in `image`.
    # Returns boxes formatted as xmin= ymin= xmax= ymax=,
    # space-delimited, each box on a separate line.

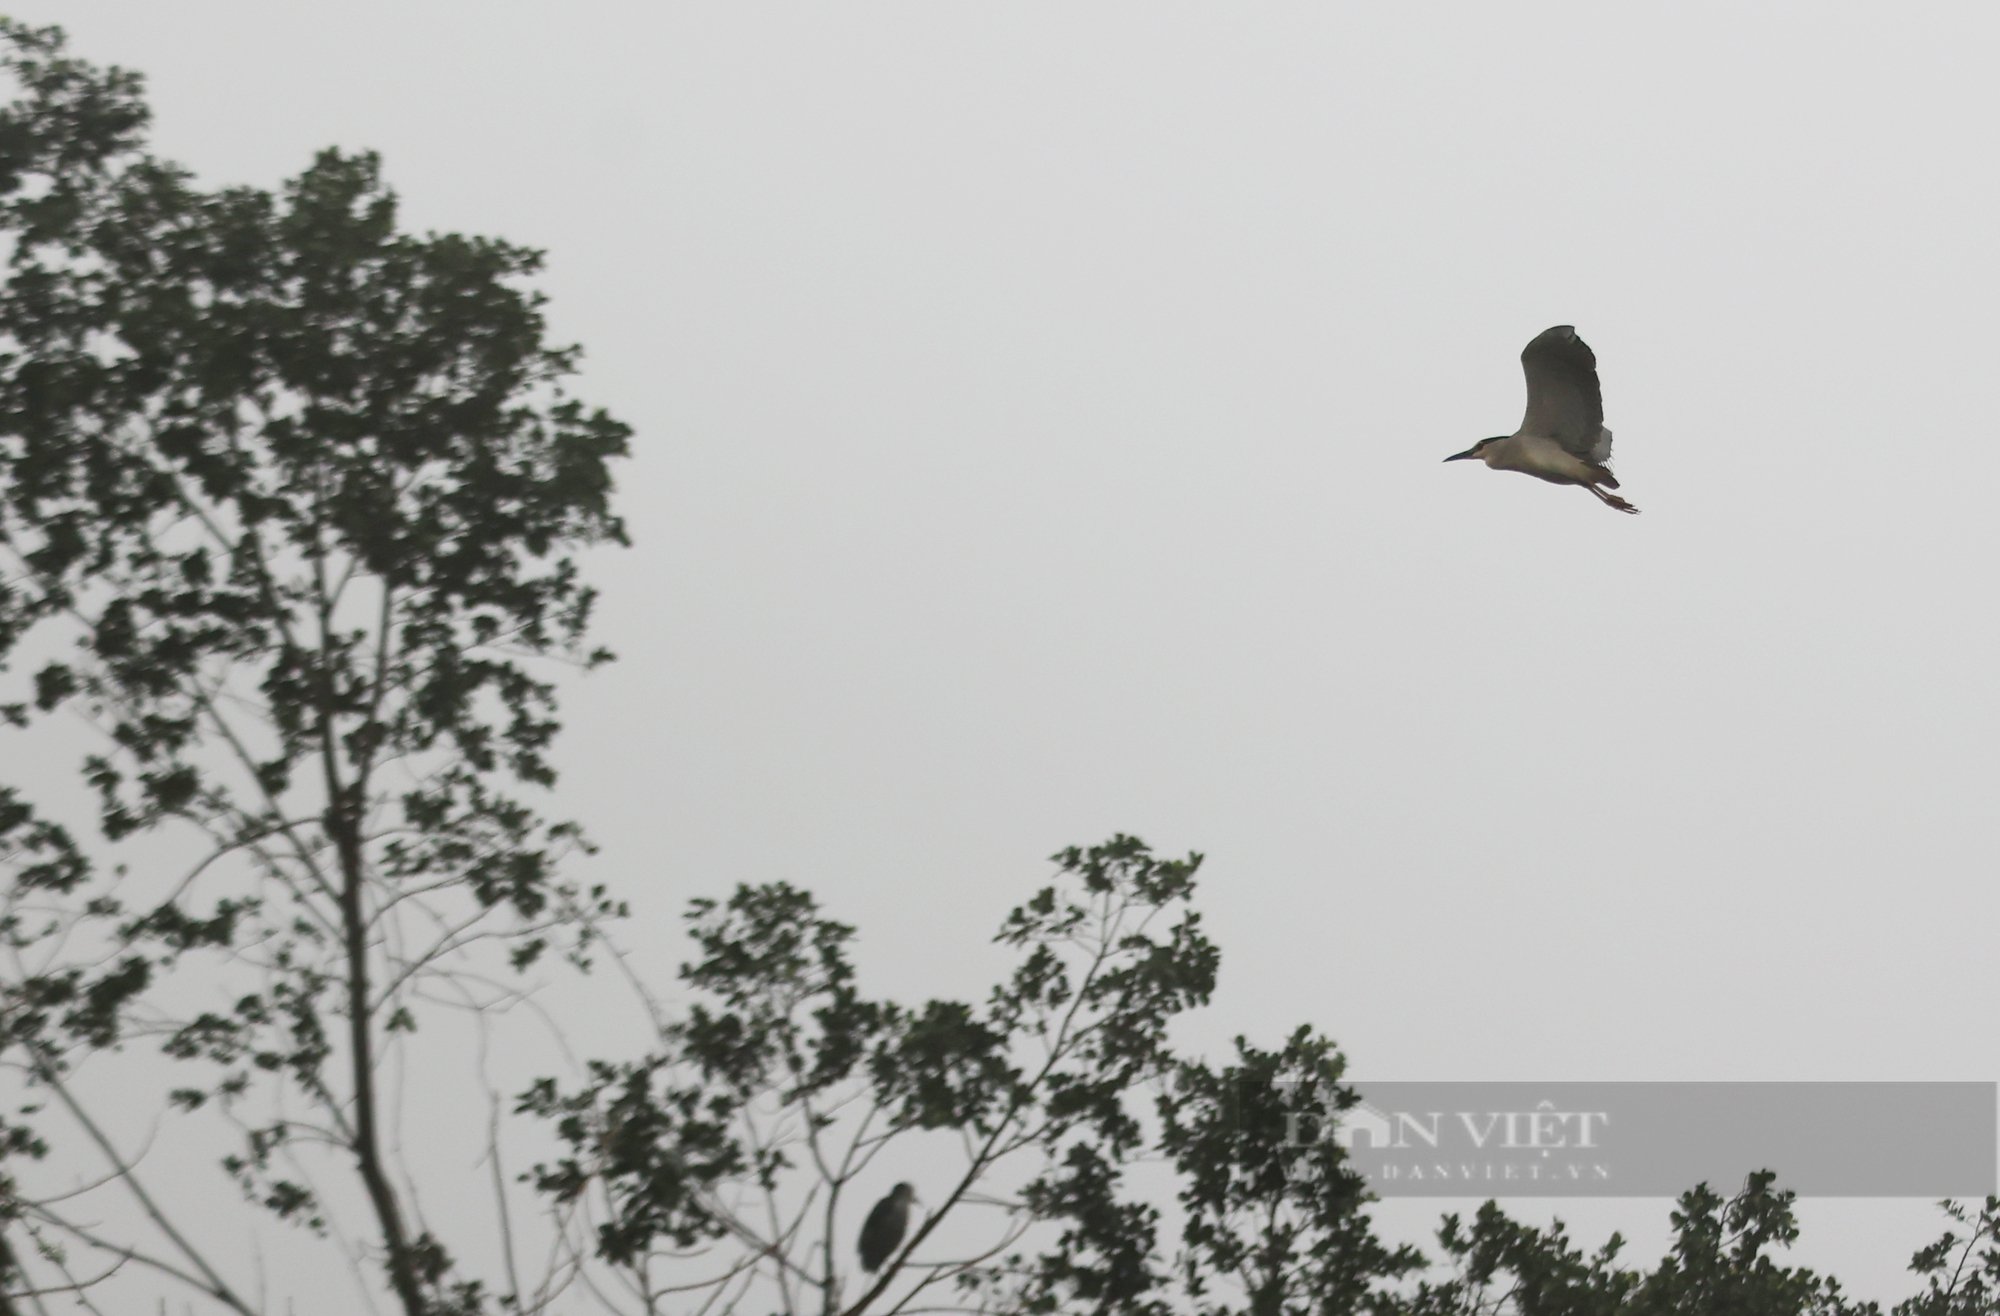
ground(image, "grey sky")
xmin=21 ymin=2 xmax=2000 ymax=1305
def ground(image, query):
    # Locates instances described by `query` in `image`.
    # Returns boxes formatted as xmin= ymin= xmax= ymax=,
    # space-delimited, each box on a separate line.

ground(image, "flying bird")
xmin=857 ymin=1182 xmax=917 ymax=1275
xmin=1444 ymin=325 xmax=1637 ymax=514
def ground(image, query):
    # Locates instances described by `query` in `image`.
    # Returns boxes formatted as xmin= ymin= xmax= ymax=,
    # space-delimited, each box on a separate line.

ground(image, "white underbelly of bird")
xmin=1487 ymin=431 xmax=1608 ymax=485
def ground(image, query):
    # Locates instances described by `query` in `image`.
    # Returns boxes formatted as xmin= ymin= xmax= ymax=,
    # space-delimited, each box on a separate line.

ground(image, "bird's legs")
xmin=1586 ymin=484 xmax=1639 ymax=514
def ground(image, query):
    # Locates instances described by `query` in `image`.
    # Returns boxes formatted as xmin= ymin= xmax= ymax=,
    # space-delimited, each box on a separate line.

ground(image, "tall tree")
xmin=0 ymin=19 xmax=628 ymax=1314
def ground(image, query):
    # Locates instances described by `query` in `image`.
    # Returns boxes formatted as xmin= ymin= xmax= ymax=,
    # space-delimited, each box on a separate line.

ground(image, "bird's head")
xmin=891 ymin=1182 xmax=917 ymax=1203
xmin=1443 ymin=437 xmax=1504 ymax=465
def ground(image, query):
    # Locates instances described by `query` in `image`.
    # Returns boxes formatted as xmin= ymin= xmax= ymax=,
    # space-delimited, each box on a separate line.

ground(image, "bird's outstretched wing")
xmin=1519 ymin=325 xmax=1609 ymax=461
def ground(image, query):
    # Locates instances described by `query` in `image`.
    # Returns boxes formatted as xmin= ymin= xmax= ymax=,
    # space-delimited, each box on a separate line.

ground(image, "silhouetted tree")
xmin=0 ymin=18 xmax=627 ymax=1314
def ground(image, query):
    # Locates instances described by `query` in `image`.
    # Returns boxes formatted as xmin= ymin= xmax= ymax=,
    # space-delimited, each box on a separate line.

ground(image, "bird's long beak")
xmin=1442 ymin=447 xmax=1479 ymax=462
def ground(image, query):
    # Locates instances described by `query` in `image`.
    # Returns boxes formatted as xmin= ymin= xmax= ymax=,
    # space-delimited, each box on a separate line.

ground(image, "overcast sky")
xmin=22 ymin=3 xmax=2000 ymax=1305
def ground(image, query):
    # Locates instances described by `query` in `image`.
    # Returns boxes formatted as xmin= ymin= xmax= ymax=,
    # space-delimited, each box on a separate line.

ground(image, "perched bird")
xmin=857 ymin=1182 xmax=918 ymax=1274
xmin=1444 ymin=325 xmax=1637 ymax=514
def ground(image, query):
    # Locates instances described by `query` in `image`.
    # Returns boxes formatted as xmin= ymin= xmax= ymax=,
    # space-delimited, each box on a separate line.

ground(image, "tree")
xmin=1899 ymin=1198 xmax=2000 ymax=1316
xmin=1394 ymin=1175 xmax=1866 ymax=1316
xmin=0 ymin=18 xmax=629 ymax=1314
xmin=1389 ymin=1185 xmax=2000 ymax=1316
xmin=512 ymin=836 xmax=1423 ymax=1315
xmin=0 ymin=20 xmax=1991 ymax=1316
